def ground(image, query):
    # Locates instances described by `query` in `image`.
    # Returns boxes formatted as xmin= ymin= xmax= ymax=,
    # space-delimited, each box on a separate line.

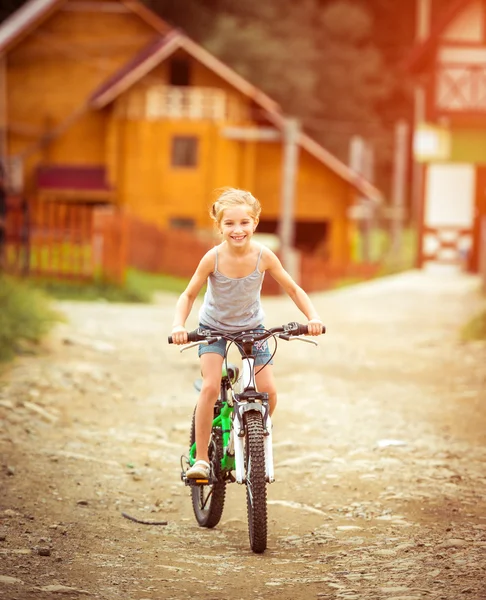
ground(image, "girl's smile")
xmin=220 ymin=206 xmax=257 ymax=247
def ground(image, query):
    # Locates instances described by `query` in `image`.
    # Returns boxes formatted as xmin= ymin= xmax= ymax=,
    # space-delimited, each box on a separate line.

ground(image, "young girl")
xmin=171 ymin=188 xmax=323 ymax=479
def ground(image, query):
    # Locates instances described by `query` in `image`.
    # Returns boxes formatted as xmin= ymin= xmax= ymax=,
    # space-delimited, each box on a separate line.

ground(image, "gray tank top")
xmin=199 ymin=245 xmax=265 ymax=332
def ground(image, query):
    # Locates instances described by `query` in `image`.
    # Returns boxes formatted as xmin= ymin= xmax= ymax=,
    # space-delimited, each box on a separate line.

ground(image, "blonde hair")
xmin=210 ymin=187 xmax=261 ymax=225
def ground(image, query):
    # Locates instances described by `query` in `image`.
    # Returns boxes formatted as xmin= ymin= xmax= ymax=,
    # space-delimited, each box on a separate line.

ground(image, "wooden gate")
xmin=4 ymin=198 xmax=126 ymax=284
xmin=420 ymin=163 xmax=476 ymax=269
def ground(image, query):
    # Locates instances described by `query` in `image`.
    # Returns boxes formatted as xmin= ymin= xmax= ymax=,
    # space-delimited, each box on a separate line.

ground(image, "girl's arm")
xmin=263 ymin=248 xmax=323 ymax=335
xmin=171 ymin=249 xmax=214 ymax=344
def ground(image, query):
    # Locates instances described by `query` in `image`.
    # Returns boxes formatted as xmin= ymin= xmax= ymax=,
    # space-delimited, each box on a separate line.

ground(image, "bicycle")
xmin=168 ymin=321 xmax=324 ymax=553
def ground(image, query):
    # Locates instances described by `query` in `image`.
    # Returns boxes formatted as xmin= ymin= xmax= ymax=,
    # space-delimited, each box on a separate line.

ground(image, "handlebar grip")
xmin=168 ymin=328 xmax=214 ymax=344
xmin=285 ymin=322 xmax=326 ymax=335
xmin=187 ymin=330 xmax=203 ymax=342
xmin=168 ymin=332 xmax=200 ymax=344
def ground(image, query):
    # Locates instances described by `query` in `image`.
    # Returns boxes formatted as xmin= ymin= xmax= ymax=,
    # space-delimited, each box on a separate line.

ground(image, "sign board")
xmin=413 ymin=123 xmax=451 ymax=162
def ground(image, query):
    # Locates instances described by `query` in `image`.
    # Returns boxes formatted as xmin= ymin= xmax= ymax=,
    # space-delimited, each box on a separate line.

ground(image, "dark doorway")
xmin=258 ymin=219 xmax=330 ymax=256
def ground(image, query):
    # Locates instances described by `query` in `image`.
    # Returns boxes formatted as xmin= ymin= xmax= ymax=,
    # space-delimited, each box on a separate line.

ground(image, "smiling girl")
xmin=171 ymin=187 xmax=323 ymax=478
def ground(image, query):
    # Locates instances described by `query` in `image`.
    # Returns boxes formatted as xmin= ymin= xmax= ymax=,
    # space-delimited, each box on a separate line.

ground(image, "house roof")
xmin=89 ymin=30 xmax=382 ymax=202
xmin=1 ymin=0 xmax=382 ymax=202
xmin=0 ymin=0 xmax=170 ymax=54
xmin=404 ymin=0 xmax=473 ymax=73
xmin=0 ymin=0 xmax=63 ymax=54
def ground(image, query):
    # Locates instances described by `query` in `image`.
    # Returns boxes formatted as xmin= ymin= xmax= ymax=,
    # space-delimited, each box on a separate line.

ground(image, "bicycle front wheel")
xmin=244 ymin=411 xmax=267 ymax=553
xmin=189 ymin=408 xmax=226 ymax=528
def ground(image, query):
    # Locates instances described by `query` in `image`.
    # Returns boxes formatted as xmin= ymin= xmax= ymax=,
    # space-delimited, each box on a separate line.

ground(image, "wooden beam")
xmin=220 ymin=127 xmax=281 ymax=142
xmin=61 ymin=1 xmax=131 ymax=12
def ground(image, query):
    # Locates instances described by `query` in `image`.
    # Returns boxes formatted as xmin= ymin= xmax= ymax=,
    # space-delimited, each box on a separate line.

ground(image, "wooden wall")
xmin=6 ymin=0 xmax=158 ymax=177
xmin=254 ymin=144 xmax=354 ymax=265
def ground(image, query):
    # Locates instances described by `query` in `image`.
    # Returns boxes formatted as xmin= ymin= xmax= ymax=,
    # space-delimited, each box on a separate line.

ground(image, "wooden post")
xmin=390 ymin=120 xmax=409 ymax=261
xmin=349 ymin=135 xmax=373 ymax=262
xmin=416 ymin=0 xmax=432 ymax=41
xmin=278 ymin=117 xmax=300 ymax=282
xmin=412 ymin=0 xmax=431 ymax=231
xmin=481 ymin=217 xmax=486 ymax=292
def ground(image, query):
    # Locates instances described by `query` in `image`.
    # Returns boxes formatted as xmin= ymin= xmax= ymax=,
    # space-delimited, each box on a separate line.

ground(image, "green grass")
xmin=30 ymin=269 xmax=192 ymax=303
xmin=462 ymin=310 xmax=486 ymax=341
xmin=0 ymin=275 xmax=61 ymax=362
xmin=352 ymin=226 xmax=418 ymax=274
xmin=125 ymin=269 xmax=192 ymax=297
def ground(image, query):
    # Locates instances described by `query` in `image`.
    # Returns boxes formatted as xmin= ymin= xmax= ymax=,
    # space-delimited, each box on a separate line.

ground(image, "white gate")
xmin=421 ymin=163 xmax=475 ymax=269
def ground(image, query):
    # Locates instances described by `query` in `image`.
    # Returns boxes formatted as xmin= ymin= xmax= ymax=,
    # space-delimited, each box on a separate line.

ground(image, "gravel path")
xmin=1 ymin=269 xmax=485 ymax=600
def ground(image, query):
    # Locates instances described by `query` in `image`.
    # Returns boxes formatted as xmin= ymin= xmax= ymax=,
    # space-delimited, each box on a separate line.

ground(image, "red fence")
xmin=125 ymin=217 xmax=214 ymax=278
xmin=3 ymin=199 xmax=378 ymax=292
xmin=4 ymin=198 xmax=126 ymax=283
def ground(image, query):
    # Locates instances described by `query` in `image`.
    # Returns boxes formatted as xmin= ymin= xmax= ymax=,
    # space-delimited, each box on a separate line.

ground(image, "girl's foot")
xmin=186 ymin=459 xmax=210 ymax=479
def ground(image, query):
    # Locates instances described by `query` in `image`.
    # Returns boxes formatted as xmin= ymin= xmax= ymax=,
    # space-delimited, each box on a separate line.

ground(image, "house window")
xmin=169 ymin=58 xmax=191 ymax=86
xmin=171 ymin=136 xmax=198 ymax=167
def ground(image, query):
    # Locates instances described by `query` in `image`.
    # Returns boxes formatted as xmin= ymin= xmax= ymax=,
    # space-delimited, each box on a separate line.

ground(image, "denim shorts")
xmin=197 ymin=324 xmax=273 ymax=366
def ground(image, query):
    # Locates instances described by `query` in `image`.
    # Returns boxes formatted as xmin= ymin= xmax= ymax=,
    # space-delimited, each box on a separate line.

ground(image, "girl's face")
xmin=219 ymin=206 xmax=257 ymax=247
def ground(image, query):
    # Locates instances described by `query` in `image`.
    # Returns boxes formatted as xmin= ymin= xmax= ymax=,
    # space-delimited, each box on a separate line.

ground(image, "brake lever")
xmin=180 ymin=341 xmax=203 ymax=353
xmin=286 ymin=335 xmax=319 ymax=346
xmin=179 ymin=337 xmax=220 ymax=353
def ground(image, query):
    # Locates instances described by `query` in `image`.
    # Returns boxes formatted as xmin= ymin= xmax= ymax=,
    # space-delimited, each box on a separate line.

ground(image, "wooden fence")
xmin=3 ymin=198 xmax=379 ymax=292
xmin=125 ymin=217 xmax=214 ymax=278
xmin=4 ymin=198 xmax=126 ymax=283
xmin=125 ymin=215 xmax=379 ymax=294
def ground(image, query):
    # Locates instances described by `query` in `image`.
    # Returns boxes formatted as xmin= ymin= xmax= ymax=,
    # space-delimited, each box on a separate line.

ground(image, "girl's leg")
xmin=255 ymin=365 xmax=277 ymax=415
xmin=194 ymin=352 xmax=224 ymax=463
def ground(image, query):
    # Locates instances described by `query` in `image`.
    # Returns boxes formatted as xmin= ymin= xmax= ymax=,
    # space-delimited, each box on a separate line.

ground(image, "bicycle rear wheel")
xmin=189 ymin=408 xmax=226 ymax=528
xmin=244 ymin=411 xmax=267 ymax=553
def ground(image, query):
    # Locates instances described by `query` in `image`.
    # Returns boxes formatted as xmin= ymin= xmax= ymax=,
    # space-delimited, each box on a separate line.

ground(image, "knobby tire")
xmin=190 ymin=407 xmax=226 ymax=528
xmin=244 ymin=411 xmax=267 ymax=553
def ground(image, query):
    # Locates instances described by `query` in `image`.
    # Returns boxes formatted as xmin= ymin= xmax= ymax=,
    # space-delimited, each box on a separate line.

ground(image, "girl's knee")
xmin=200 ymin=378 xmax=220 ymax=401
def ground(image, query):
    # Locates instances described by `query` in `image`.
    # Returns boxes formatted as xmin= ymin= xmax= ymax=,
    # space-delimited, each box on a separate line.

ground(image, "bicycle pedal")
xmin=184 ymin=477 xmax=211 ymax=487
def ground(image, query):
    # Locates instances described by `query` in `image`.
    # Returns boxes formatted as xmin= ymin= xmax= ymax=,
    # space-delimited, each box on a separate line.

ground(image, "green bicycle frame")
xmin=189 ymin=364 xmax=236 ymax=472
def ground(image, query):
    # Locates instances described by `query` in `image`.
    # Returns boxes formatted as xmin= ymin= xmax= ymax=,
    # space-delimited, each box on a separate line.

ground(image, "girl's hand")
xmin=171 ymin=326 xmax=188 ymax=345
xmin=307 ymin=318 xmax=323 ymax=336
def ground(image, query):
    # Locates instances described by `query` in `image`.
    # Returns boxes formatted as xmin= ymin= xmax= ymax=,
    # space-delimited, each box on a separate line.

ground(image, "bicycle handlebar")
xmin=168 ymin=321 xmax=325 ymax=344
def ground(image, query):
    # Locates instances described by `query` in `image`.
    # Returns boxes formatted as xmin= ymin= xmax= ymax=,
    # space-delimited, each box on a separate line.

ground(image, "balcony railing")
xmin=436 ymin=65 xmax=486 ymax=113
xmin=117 ymin=85 xmax=249 ymax=122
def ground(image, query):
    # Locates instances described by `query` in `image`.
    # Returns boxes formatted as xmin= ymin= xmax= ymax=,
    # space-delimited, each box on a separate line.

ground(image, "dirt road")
xmin=1 ymin=269 xmax=486 ymax=600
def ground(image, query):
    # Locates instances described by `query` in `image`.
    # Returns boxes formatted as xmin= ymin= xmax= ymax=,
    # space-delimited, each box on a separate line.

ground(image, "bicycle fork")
xmin=232 ymin=355 xmax=275 ymax=484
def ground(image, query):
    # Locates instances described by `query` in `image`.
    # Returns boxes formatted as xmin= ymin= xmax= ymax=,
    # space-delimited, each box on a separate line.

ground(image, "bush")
xmin=0 ymin=275 xmax=61 ymax=362
xmin=462 ymin=310 xmax=486 ymax=341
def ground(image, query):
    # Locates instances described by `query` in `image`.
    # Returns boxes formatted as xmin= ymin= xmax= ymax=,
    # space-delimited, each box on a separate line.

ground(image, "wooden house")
xmin=0 ymin=0 xmax=382 ymax=282
xmin=407 ymin=0 xmax=486 ymax=273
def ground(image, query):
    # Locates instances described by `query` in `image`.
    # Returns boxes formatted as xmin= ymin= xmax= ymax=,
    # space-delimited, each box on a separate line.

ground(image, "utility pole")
xmin=411 ymin=0 xmax=431 ymax=226
xmin=390 ymin=120 xmax=409 ymax=262
xmin=349 ymin=135 xmax=374 ymax=262
xmin=278 ymin=117 xmax=300 ymax=281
